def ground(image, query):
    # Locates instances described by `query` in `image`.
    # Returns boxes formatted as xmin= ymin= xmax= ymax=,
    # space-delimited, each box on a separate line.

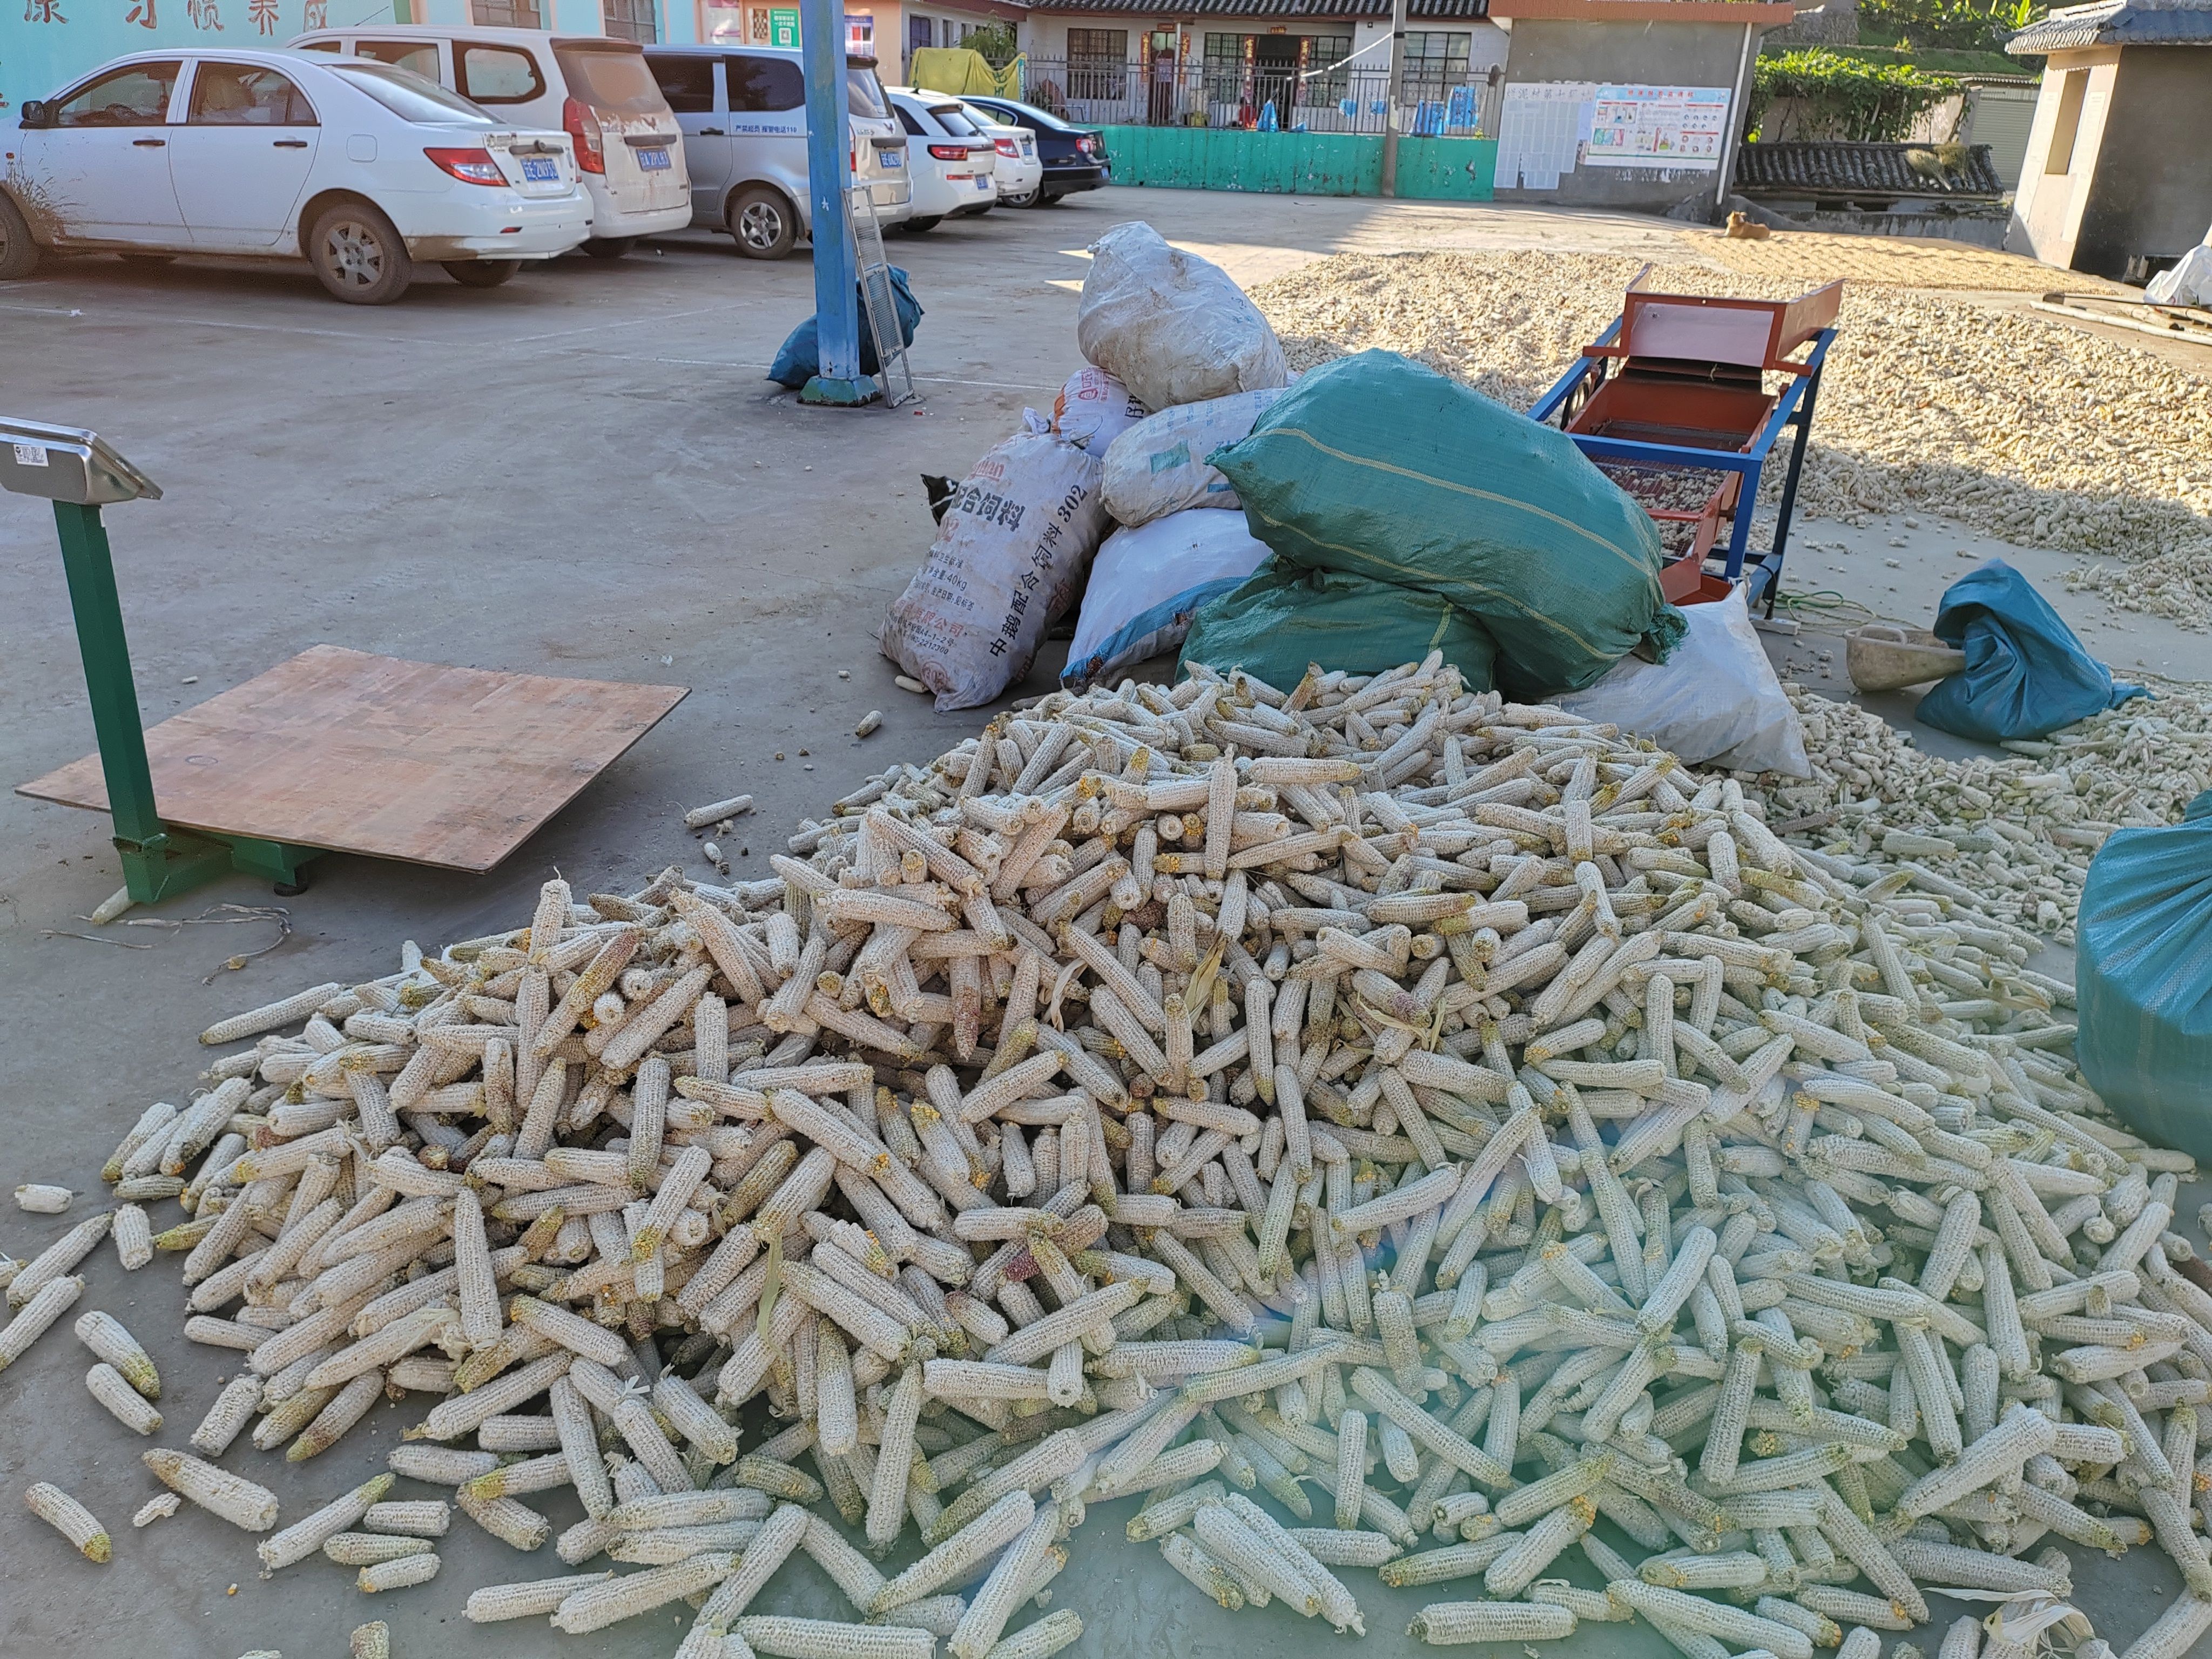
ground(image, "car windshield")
xmin=929 ymin=104 xmax=979 ymax=136
xmin=329 ymin=62 xmax=496 ymax=125
xmin=847 ymin=64 xmax=888 ymax=119
xmin=554 ymin=43 xmax=668 ymax=113
xmin=987 ymin=98 xmax=1077 ymax=130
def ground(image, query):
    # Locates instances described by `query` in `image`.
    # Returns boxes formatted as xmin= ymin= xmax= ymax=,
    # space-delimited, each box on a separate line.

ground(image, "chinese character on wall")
xmin=248 ymin=0 xmax=276 ymax=31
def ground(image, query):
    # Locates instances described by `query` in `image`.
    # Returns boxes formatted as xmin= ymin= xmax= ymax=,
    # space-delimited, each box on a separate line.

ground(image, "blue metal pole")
xmin=799 ymin=0 xmax=874 ymax=406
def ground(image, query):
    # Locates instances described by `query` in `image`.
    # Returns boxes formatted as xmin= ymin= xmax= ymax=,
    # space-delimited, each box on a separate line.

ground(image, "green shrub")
xmin=1748 ymin=49 xmax=1963 ymax=141
xmin=1857 ymin=0 xmax=2046 ymax=53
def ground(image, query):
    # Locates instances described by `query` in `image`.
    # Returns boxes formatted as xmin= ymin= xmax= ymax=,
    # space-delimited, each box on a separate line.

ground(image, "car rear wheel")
xmin=444 ymin=260 xmax=520 ymax=288
xmin=727 ymin=186 xmax=797 ymax=259
xmin=898 ymin=216 xmax=941 ymax=234
xmin=0 ymin=192 xmax=41 ymax=281
xmin=307 ymin=200 xmax=412 ymax=305
xmin=1001 ymin=186 xmax=1039 ymax=208
xmin=581 ymin=237 xmax=636 ymax=259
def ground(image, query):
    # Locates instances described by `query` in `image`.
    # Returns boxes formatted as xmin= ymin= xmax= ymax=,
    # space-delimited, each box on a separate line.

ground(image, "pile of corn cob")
xmin=1743 ymin=684 xmax=2212 ymax=947
xmin=12 ymin=653 xmax=2212 ymax=1659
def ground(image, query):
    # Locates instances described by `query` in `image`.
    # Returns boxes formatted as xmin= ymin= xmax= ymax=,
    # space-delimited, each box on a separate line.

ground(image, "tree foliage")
xmin=1748 ymin=49 xmax=1963 ymax=142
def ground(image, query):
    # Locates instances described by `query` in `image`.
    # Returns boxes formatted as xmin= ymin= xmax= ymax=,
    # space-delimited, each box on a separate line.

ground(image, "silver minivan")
xmin=642 ymin=45 xmax=907 ymax=259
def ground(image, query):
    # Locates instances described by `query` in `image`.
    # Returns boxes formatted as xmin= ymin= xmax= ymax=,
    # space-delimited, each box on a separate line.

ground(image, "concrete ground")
xmin=0 ymin=185 xmax=2207 ymax=1659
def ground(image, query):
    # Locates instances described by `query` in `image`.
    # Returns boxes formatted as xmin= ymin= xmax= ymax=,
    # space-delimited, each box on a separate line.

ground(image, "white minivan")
xmin=288 ymin=24 xmax=688 ymax=256
xmin=641 ymin=45 xmax=908 ymax=259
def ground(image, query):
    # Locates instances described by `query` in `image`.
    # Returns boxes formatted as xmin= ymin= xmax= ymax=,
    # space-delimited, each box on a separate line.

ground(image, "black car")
xmin=962 ymin=96 xmax=1108 ymax=204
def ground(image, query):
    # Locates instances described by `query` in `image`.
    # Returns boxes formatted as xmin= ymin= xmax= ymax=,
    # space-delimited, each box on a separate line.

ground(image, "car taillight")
xmin=424 ymin=147 xmax=505 ymax=185
xmin=1076 ymin=135 xmax=1098 ymax=156
xmin=994 ymin=137 xmax=1017 ymax=157
xmin=563 ymin=97 xmax=605 ymax=174
xmin=928 ymin=143 xmax=967 ymax=160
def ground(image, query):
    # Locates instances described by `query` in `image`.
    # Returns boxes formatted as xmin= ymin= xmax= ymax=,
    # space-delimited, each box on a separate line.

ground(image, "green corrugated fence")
xmin=1098 ymin=128 xmax=1495 ymax=200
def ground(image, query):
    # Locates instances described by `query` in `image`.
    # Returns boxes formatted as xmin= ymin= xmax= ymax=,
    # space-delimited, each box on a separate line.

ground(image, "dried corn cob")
xmin=143 ymin=1448 xmax=279 ymax=1531
xmin=25 ymin=1481 xmax=110 ymax=1562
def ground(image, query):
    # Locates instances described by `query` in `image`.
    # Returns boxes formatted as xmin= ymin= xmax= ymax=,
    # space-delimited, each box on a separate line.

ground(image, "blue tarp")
xmin=1916 ymin=559 xmax=2144 ymax=741
xmin=2076 ymin=790 xmax=2212 ymax=1163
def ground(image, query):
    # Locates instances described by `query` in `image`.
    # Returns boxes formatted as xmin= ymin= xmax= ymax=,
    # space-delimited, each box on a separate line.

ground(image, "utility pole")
xmin=1379 ymin=0 xmax=1410 ymax=197
xmin=799 ymin=0 xmax=874 ymax=405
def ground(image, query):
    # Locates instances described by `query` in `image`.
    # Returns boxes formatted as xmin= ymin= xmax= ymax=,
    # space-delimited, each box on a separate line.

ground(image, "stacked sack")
xmin=885 ymin=221 xmax=1294 ymax=709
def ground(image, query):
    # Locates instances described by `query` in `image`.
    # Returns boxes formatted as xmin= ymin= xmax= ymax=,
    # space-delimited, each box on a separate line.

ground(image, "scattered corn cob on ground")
xmin=4 ymin=656 xmax=2212 ymax=1659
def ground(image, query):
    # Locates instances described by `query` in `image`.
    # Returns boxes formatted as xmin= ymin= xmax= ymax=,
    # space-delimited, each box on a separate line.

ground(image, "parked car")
xmin=0 ymin=48 xmax=588 ymax=302
xmin=288 ymin=25 xmax=687 ymax=257
xmin=885 ymin=89 xmax=995 ymax=232
xmin=959 ymin=96 xmax=1108 ymax=204
xmin=640 ymin=44 xmax=908 ymax=259
xmin=955 ymin=99 xmax=1042 ymax=210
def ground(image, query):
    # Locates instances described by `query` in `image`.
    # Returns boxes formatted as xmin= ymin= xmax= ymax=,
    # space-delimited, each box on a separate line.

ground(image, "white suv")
xmin=288 ymin=25 xmax=689 ymax=257
xmin=0 ymin=48 xmax=589 ymax=302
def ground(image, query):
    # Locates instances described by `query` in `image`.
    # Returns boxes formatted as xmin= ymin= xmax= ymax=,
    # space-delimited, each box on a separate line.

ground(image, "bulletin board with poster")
xmin=1585 ymin=84 xmax=1730 ymax=167
xmin=847 ymin=13 xmax=875 ymax=53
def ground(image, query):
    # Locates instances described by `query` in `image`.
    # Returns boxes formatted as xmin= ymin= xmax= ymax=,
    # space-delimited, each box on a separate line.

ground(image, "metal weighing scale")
xmin=1530 ymin=270 xmax=1842 ymax=615
xmin=5 ymin=417 xmax=689 ymax=907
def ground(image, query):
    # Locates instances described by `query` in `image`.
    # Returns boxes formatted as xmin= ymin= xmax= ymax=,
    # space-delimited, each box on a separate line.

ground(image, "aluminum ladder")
xmin=847 ymin=183 xmax=916 ymax=408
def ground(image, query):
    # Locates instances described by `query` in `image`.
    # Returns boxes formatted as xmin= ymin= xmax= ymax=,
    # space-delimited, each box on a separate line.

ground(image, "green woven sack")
xmin=1209 ymin=349 xmax=1684 ymax=700
xmin=1178 ymin=559 xmax=1497 ymax=697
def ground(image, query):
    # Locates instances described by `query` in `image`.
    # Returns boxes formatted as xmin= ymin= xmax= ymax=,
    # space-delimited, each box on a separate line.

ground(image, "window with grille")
xmin=1202 ymin=32 xmax=1243 ymax=102
xmin=601 ymin=0 xmax=658 ymax=45
xmin=1401 ymin=30 xmax=1470 ymax=101
xmin=1066 ymin=28 xmax=1128 ymax=100
xmin=1304 ymin=33 xmax=1351 ymax=102
xmin=471 ymin=0 xmax=541 ymax=25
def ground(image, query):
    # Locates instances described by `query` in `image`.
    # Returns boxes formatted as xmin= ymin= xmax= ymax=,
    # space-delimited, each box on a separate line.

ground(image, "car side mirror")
xmin=19 ymin=100 xmax=53 ymax=129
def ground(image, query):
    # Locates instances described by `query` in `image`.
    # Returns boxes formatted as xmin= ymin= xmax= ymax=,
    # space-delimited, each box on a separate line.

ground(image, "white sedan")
xmin=0 ymin=47 xmax=590 ymax=302
xmin=957 ymin=101 xmax=1043 ymax=210
xmin=885 ymin=89 xmax=995 ymax=232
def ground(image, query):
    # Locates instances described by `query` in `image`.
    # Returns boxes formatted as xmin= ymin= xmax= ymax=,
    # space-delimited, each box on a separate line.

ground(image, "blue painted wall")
xmin=0 ymin=0 xmax=700 ymax=120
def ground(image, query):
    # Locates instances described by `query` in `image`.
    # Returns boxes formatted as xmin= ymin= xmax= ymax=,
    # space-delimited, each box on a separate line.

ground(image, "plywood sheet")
xmin=19 ymin=645 xmax=687 ymax=873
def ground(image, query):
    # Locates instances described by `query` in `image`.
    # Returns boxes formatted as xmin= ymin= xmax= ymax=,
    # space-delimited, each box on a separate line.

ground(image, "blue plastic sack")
xmin=2075 ymin=790 xmax=2212 ymax=1163
xmin=1915 ymin=559 xmax=2144 ymax=741
xmin=768 ymin=267 xmax=922 ymax=390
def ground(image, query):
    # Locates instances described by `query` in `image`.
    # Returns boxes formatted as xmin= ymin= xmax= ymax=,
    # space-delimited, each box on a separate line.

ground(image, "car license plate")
xmin=975 ymin=176 xmax=991 ymax=191
xmin=882 ymin=150 xmax=902 ymax=167
xmin=637 ymin=146 xmax=671 ymax=171
xmin=521 ymin=156 xmax=559 ymax=182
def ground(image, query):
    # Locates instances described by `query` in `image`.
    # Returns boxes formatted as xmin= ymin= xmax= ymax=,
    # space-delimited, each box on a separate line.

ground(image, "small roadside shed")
xmin=2003 ymin=0 xmax=2212 ymax=278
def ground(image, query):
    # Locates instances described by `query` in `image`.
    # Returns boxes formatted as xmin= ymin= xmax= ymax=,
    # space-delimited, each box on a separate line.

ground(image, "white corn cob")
xmin=694 ymin=1502 xmax=811 ymax=1626
xmin=551 ymin=1551 xmax=738 ymax=1633
xmin=191 ymin=1375 xmax=264 ymax=1455
xmin=980 ymin=1609 xmax=1082 ymax=1659
xmin=132 ymin=1493 xmax=180 ymax=1528
xmin=25 ymin=1481 xmax=111 ymax=1562
xmin=260 ymin=1474 xmax=393 ymax=1574
xmin=86 ymin=1363 xmax=163 ymax=1435
xmin=1609 ymin=1581 xmax=1815 ymax=1659
xmin=1408 ymin=1602 xmax=1576 ymax=1644
xmin=11 ymin=1216 xmax=109 ymax=1307
xmin=738 ymin=1616 xmax=938 ymax=1659
xmin=1193 ymin=1503 xmax=1323 ymax=1617
xmin=323 ymin=1534 xmax=436 ymax=1567
xmin=608 ymin=1489 xmax=773 ymax=1530
xmin=457 ymin=1489 xmax=553 ymax=1551
xmin=874 ymin=1491 xmax=1036 ymax=1613
xmin=2118 ymin=1596 xmax=2212 ymax=1659
xmin=349 ymin=1622 xmax=390 ymax=1659
xmin=75 ymin=1310 xmax=159 ymax=1399
xmin=112 ymin=1205 xmax=153 ymax=1271
xmin=949 ymin=1507 xmax=1060 ymax=1659
xmin=464 ymin=1570 xmax=614 ymax=1621
xmin=1287 ymin=1527 xmax=1403 ymax=1568
xmin=144 ymin=1448 xmax=280 ymax=1531
xmin=0 ymin=1275 xmax=84 ymax=1372
xmin=16 ymin=1184 xmax=73 ymax=1213
xmin=364 ymin=1499 xmax=449 ymax=1537
xmin=358 ymin=1552 xmax=442 ymax=1593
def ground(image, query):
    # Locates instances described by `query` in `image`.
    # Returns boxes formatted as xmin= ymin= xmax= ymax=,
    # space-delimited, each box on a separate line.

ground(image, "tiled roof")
xmin=1733 ymin=139 xmax=2005 ymax=199
xmin=1029 ymin=0 xmax=1489 ymax=16
xmin=2006 ymin=0 xmax=2212 ymax=51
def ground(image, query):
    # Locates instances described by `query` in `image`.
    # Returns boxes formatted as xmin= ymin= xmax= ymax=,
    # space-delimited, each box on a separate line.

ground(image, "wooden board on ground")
xmin=18 ymin=645 xmax=687 ymax=873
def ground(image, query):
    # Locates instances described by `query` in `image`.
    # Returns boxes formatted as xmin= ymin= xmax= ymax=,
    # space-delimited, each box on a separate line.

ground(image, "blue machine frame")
xmin=1528 ymin=316 xmax=1838 ymax=615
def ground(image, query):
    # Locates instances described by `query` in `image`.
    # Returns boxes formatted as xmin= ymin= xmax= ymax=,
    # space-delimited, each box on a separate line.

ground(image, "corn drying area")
xmin=6 ymin=642 xmax=2212 ymax=1659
